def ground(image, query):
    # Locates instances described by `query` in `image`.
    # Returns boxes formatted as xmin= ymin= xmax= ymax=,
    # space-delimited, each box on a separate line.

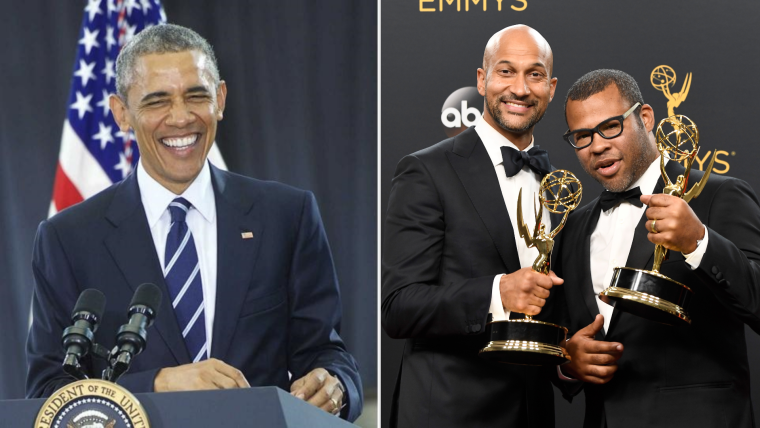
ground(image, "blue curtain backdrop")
xmin=0 ymin=0 xmax=376 ymax=399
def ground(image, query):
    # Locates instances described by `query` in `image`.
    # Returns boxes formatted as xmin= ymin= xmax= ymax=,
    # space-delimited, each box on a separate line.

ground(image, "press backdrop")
xmin=381 ymin=0 xmax=760 ymax=426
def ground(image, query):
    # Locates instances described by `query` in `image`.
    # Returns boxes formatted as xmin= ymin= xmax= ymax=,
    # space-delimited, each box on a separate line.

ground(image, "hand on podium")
xmin=290 ymin=368 xmax=344 ymax=415
xmin=153 ymin=358 xmax=250 ymax=391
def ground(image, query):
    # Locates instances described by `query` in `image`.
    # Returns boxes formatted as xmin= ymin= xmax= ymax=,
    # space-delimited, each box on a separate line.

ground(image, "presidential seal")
xmin=34 ymin=379 xmax=150 ymax=428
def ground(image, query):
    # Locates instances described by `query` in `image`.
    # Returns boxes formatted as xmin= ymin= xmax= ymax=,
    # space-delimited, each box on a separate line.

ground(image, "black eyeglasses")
xmin=563 ymin=102 xmax=642 ymax=149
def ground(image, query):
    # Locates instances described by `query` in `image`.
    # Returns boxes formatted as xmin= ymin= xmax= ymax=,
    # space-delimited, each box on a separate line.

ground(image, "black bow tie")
xmin=599 ymin=187 xmax=643 ymax=211
xmin=500 ymin=146 xmax=552 ymax=178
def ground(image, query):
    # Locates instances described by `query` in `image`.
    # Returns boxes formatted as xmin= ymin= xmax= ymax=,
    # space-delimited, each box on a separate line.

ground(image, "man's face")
xmin=477 ymin=31 xmax=557 ymax=138
xmin=110 ymin=50 xmax=226 ymax=194
xmin=565 ymin=85 xmax=658 ymax=192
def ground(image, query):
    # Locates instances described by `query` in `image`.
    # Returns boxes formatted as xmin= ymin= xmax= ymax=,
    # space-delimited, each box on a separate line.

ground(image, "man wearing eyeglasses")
xmin=553 ymin=69 xmax=760 ymax=427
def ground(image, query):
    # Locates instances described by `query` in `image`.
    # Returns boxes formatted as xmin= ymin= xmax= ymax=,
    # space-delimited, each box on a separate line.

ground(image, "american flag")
xmin=50 ymin=0 xmax=226 ymax=216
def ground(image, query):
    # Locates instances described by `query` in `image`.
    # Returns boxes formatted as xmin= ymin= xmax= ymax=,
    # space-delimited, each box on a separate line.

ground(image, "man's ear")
xmin=476 ymin=68 xmax=486 ymax=97
xmin=639 ymin=103 xmax=655 ymax=133
xmin=109 ymin=94 xmax=131 ymax=132
xmin=549 ymin=77 xmax=558 ymax=102
xmin=215 ymin=80 xmax=227 ymax=121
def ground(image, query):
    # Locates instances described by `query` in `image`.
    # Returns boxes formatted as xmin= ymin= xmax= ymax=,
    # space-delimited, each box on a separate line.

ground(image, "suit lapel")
xmin=446 ymin=128 xmax=521 ymax=274
xmin=209 ymin=166 xmax=263 ymax=359
xmin=104 ymin=173 xmax=190 ymax=365
xmin=580 ymin=198 xmax=604 ymax=323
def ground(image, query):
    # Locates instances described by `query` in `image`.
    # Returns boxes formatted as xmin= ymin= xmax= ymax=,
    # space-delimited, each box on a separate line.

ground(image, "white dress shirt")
xmin=137 ymin=161 xmax=218 ymax=353
xmin=590 ymin=157 xmax=708 ymax=334
xmin=474 ymin=116 xmax=551 ymax=321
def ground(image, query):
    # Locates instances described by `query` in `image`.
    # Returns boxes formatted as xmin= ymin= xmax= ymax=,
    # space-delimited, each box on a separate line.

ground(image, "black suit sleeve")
xmin=694 ymin=178 xmax=760 ymax=333
xmin=382 ymin=155 xmax=494 ymax=339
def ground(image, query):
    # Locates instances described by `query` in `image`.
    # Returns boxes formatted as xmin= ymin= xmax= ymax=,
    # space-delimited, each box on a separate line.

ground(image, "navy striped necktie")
xmin=164 ymin=197 xmax=208 ymax=362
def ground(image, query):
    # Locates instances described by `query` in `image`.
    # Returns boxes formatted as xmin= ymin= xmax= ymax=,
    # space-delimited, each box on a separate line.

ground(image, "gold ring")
xmin=651 ymin=219 xmax=658 ymax=234
xmin=330 ymin=397 xmax=339 ymax=410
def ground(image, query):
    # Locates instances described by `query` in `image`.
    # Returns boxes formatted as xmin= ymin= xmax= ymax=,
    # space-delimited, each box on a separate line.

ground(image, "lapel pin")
xmin=241 ymin=231 xmax=254 ymax=239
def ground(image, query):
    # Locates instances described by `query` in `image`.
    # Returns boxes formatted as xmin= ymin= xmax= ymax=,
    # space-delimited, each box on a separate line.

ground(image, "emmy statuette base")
xmin=601 ymin=267 xmax=692 ymax=326
xmin=479 ymin=317 xmax=569 ymax=366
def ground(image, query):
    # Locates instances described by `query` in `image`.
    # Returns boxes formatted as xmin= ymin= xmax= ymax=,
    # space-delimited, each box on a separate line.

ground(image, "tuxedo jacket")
xmin=26 ymin=164 xmax=362 ymax=422
xmin=382 ymin=128 xmax=561 ymax=428
xmin=554 ymin=161 xmax=760 ymax=428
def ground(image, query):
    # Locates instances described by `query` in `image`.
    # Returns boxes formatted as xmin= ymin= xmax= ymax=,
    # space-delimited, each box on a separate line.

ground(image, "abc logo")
xmin=441 ymin=87 xmax=483 ymax=137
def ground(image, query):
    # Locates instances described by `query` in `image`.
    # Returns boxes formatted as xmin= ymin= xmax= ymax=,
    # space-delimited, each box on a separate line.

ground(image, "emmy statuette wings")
xmin=480 ymin=170 xmax=581 ymax=366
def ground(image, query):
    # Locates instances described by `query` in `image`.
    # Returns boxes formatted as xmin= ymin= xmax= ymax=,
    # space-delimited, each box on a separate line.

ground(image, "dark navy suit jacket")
xmin=26 ymin=164 xmax=363 ymax=422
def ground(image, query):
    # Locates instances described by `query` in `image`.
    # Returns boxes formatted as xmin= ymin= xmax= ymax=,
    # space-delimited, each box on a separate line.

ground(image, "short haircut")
xmin=115 ymin=23 xmax=220 ymax=101
xmin=564 ymin=69 xmax=644 ymax=123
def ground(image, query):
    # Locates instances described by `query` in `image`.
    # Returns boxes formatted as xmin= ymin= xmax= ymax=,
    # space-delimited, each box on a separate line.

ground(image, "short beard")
xmin=486 ymin=94 xmax=545 ymax=134
xmin=583 ymin=123 xmax=658 ymax=193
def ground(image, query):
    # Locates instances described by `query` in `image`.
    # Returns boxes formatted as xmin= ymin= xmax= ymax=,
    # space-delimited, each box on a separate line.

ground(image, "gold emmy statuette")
xmin=651 ymin=65 xmax=692 ymax=117
xmin=480 ymin=170 xmax=582 ymax=365
xmin=600 ymin=115 xmax=717 ymax=326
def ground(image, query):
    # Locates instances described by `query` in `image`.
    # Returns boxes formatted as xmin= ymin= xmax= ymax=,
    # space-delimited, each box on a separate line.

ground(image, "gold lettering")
xmin=694 ymin=150 xmax=712 ymax=171
xmin=440 ymin=0 xmax=461 ymax=11
xmin=511 ymin=0 xmax=527 ymax=11
xmin=420 ymin=0 xmax=435 ymax=11
xmin=466 ymin=0 xmax=486 ymax=11
xmin=713 ymin=150 xmax=730 ymax=174
xmin=497 ymin=0 xmax=503 ymax=10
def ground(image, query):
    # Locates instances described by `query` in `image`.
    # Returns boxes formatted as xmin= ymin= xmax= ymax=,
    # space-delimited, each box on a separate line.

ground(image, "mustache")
xmin=497 ymin=95 xmax=537 ymax=106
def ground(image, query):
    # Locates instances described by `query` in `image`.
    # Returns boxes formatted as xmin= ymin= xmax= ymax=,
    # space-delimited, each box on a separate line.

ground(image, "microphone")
xmin=62 ymin=289 xmax=106 ymax=380
xmin=108 ymin=283 xmax=162 ymax=382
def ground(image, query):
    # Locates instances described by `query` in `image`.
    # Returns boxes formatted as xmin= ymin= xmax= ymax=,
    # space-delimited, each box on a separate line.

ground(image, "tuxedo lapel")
xmin=580 ymin=198 xmax=604 ymax=323
xmin=446 ymin=128 xmax=521 ymax=274
xmin=622 ymin=162 xmax=680 ymax=270
xmin=103 ymin=173 xmax=190 ymax=365
xmin=209 ymin=166 xmax=263 ymax=360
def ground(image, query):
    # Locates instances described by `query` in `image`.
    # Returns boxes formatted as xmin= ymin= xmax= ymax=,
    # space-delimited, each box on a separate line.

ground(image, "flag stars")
xmin=114 ymin=152 xmax=132 ymax=179
xmin=116 ymin=129 xmax=135 ymax=143
xmin=74 ymin=60 xmax=97 ymax=87
xmin=70 ymin=92 xmax=94 ymax=120
xmin=84 ymin=0 xmax=102 ymax=22
xmin=106 ymin=0 xmax=117 ymax=15
xmin=93 ymin=123 xmax=115 ymax=150
xmin=96 ymin=90 xmax=111 ymax=116
xmin=124 ymin=24 xmax=137 ymax=43
xmin=102 ymin=59 xmax=115 ymax=84
xmin=105 ymin=26 xmax=117 ymax=50
xmin=140 ymin=0 xmax=152 ymax=12
xmin=124 ymin=0 xmax=141 ymax=16
xmin=78 ymin=27 xmax=100 ymax=56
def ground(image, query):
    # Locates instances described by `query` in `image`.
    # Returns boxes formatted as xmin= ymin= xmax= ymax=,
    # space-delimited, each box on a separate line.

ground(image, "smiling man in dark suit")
xmin=382 ymin=25 xmax=562 ymax=427
xmin=26 ymin=24 xmax=362 ymax=421
xmin=555 ymin=69 xmax=760 ymax=427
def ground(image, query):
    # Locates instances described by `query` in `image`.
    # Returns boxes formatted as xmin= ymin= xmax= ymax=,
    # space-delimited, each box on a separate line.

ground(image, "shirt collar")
xmin=474 ymin=115 xmax=535 ymax=167
xmin=137 ymin=160 xmax=216 ymax=228
xmin=627 ymin=156 xmax=666 ymax=195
